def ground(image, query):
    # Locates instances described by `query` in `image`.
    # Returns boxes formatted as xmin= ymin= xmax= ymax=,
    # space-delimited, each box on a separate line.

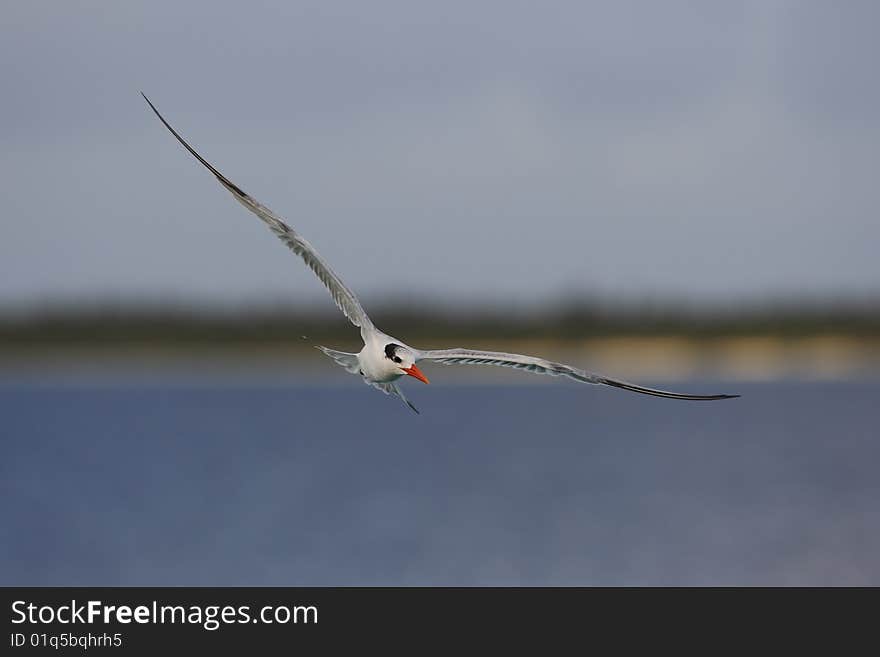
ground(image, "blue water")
xmin=1 ymin=381 xmax=877 ymax=585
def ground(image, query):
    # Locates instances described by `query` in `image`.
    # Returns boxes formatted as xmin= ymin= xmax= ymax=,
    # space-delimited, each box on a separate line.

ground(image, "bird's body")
xmin=323 ymin=331 xmax=420 ymax=384
xmin=142 ymin=94 xmax=739 ymax=413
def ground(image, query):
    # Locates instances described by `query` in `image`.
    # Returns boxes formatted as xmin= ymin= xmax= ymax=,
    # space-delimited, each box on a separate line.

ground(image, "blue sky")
xmin=1 ymin=1 xmax=878 ymax=310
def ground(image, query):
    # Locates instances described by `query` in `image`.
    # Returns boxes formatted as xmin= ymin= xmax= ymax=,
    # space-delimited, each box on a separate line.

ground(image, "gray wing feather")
xmin=316 ymin=346 xmax=361 ymax=374
xmin=142 ymin=94 xmax=375 ymax=339
xmin=368 ymin=381 xmax=420 ymax=414
xmin=418 ymin=348 xmax=738 ymax=401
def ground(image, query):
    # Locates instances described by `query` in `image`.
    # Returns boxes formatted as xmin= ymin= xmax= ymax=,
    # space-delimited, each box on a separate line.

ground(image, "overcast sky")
xmin=1 ymin=1 xmax=877 ymax=311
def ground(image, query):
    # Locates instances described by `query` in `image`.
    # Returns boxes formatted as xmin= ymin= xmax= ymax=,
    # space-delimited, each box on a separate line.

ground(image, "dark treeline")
xmin=2 ymin=298 xmax=879 ymax=348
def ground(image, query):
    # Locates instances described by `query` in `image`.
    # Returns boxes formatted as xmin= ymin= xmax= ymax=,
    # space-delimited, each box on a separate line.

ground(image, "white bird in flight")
xmin=142 ymin=94 xmax=738 ymax=413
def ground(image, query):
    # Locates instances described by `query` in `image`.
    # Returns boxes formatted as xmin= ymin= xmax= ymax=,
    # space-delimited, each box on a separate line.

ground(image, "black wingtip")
xmin=140 ymin=91 xmax=156 ymax=113
xmin=140 ymin=92 xmax=250 ymax=199
xmin=140 ymin=91 xmax=158 ymax=114
xmin=600 ymin=377 xmax=740 ymax=401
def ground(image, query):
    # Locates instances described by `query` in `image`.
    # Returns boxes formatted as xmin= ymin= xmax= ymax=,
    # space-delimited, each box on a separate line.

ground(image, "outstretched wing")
xmin=418 ymin=348 xmax=738 ymax=400
xmin=367 ymin=381 xmax=420 ymax=414
xmin=142 ymin=93 xmax=375 ymax=340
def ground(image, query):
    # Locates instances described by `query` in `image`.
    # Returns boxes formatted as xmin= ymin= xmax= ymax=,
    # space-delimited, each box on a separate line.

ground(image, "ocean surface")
xmin=1 ymin=379 xmax=878 ymax=586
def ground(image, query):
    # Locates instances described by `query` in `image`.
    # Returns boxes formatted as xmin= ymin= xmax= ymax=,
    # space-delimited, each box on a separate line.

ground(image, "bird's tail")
xmin=316 ymin=346 xmax=361 ymax=374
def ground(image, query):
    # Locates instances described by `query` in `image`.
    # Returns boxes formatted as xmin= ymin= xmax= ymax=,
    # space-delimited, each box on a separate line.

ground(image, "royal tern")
xmin=142 ymin=94 xmax=738 ymax=413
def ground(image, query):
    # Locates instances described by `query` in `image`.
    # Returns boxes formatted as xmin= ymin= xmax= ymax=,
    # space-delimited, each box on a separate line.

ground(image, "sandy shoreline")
xmin=2 ymin=335 xmax=878 ymax=382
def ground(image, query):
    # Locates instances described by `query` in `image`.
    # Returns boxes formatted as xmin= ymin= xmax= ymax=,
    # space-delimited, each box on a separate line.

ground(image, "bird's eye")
xmin=393 ymin=357 xmax=402 ymax=364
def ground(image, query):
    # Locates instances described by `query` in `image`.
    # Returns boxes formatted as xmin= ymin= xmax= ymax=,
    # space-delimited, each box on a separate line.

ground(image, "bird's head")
xmin=384 ymin=343 xmax=429 ymax=384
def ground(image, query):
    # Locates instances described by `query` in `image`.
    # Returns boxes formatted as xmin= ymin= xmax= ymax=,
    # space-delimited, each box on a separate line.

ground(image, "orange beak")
xmin=402 ymin=363 xmax=430 ymax=384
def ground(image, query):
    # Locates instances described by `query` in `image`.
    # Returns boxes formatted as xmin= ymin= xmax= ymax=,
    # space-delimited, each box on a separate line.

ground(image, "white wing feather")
xmin=418 ymin=348 xmax=738 ymax=400
xmin=142 ymin=94 xmax=375 ymax=340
